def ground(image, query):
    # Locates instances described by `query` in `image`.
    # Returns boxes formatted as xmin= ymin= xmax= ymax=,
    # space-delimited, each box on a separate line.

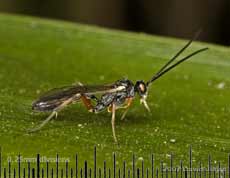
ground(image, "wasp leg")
xmin=120 ymin=98 xmax=133 ymax=120
xmin=111 ymin=103 xmax=118 ymax=143
xmin=29 ymin=94 xmax=79 ymax=133
xmin=121 ymin=109 xmax=129 ymax=120
xmin=140 ymin=99 xmax=151 ymax=112
xmin=28 ymin=111 xmax=58 ymax=133
xmin=144 ymin=102 xmax=151 ymax=112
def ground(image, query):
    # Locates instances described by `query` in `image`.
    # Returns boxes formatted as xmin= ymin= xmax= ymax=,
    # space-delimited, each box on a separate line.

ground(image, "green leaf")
xmin=0 ymin=13 xmax=229 ymax=167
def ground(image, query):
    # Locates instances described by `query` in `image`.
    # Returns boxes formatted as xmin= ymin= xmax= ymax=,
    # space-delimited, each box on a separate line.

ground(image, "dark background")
xmin=0 ymin=0 xmax=229 ymax=45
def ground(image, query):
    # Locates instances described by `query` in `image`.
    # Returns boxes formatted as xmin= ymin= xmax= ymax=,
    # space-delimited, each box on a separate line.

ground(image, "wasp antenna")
xmin=148 ymin=47 xmax=208 ymax=83
xmin=146 ymin=29 xmax=202 ymax=86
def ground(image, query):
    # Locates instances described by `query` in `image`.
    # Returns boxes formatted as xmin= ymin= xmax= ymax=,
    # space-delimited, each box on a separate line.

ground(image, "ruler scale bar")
xmin=189 ymin=147 xmax=192 ymax=178
xmin=56 ymin=154 xmax=59 ymax=178
xmin=0 ymin=147 xmax=230 ymax=178
xmin=151 ymin=154 xmax=154 ymax=178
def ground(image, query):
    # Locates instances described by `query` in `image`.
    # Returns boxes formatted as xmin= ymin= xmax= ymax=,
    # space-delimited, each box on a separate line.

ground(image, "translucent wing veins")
xmin=32 ymin=84 xmax=126 ymax=112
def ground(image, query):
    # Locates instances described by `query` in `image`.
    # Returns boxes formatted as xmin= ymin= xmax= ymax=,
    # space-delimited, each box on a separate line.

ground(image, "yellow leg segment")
xmin=111 ymin=103 xmax=118 ymax=143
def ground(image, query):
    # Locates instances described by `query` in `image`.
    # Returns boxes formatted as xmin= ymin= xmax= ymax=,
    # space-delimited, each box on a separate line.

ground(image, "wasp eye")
xmin=135 ymin=80 xmax=147 ymax=95
xmin=139 ymin=83 xmax=145 ymax=92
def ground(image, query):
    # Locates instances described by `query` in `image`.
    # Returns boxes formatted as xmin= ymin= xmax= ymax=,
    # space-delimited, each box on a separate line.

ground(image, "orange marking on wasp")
xmin=81 ymin=95 xmax=93 ymax=112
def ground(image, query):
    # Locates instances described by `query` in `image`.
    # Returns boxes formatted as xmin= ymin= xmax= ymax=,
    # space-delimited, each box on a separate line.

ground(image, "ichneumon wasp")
xmin=30 ymin=31 xmax=208 ymax=143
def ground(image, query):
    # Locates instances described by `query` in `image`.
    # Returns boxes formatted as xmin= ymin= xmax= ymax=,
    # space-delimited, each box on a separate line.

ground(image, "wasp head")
xmin=134 ymin=80 xmax=147 ymax=97
xmin=134 ymin=80 xmax=150 ymax=112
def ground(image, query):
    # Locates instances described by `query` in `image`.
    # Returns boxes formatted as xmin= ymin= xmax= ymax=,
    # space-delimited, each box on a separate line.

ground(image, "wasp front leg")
xmin=112 ymin=97 xmax=133 ymax=120
xmin=120 ymin=98 xmax=133 ymax=120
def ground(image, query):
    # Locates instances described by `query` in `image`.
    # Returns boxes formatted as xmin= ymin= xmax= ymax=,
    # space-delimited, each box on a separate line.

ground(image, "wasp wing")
xmin=32 ymin=84 xmax=125 ymax=112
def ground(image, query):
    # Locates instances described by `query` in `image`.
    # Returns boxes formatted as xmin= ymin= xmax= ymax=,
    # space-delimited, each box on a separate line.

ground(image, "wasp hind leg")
xmin=28 ymin=111 xmax=58 ymax=133
xmin=29 ymin=95 xmax=78 ymax=133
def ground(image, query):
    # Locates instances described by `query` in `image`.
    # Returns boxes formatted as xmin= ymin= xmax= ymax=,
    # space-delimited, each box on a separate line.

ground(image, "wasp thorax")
xmin=134 ymin=80 xmax=147 ymax=97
